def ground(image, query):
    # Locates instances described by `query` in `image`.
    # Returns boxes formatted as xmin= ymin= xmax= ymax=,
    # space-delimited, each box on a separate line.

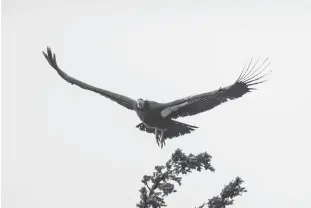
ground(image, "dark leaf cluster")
xmin=137 ymin=149 xmax=215 ymax=208
xmin=196 ymin=177 xmax=247 ymax=208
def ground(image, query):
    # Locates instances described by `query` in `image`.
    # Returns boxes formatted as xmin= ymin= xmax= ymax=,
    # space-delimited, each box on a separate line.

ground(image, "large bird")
xmin=43 ymin=47 xmax=271 ymax=148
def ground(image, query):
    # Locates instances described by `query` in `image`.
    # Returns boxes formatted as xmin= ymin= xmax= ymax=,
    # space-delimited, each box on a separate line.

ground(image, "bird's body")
xmin=134 ymin=101 xmax=163 ymax=127
xmin=43 ymin=47 xmax=270 ymax=148
xmin=133 ymin=100 xmax=198 ymax=146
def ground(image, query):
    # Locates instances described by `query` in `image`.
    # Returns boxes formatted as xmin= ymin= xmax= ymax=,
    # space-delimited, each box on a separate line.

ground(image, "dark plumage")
xmin=43 ymin=47 xmax=271 ymax=148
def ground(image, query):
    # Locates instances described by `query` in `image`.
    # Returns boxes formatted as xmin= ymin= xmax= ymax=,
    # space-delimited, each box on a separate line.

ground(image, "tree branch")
xmin=196 ymin=177 xmax=247 ymax=208
xmin=137 ymin=148 xmax=215 ymax=208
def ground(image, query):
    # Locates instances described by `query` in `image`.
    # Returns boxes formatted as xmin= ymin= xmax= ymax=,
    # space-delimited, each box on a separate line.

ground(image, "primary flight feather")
xmin=43 ymin=47 xmax=271 ymax=148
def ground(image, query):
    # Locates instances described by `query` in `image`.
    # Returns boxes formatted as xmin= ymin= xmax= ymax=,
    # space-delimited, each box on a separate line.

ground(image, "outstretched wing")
xmin=161 ymin=58 xmax=271 ymax=119
xmin=43 ymin=47 xmax=136 ymax=110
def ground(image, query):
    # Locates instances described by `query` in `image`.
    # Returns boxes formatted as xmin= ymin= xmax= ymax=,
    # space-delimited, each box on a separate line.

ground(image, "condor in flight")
xmin=43 ymin=47 xmax=271 ymax=148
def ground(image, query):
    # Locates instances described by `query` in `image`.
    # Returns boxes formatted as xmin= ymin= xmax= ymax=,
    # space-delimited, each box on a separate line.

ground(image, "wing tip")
xmin=237 ymin=57 xmax=271 ymax=89
xmin=43 ymin=46 xmax=60 ymax=70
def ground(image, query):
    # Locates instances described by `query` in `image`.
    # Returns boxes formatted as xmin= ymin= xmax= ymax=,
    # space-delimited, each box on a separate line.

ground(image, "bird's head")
xmin=136 ymin=98 xmax=145 ymax=109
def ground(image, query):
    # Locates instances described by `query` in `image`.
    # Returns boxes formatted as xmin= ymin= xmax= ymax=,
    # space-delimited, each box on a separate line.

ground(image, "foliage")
xmin=137 ymin=149 xmax=246 ymax=208
xmin=196 ymin=177 xmax=247 ymax=208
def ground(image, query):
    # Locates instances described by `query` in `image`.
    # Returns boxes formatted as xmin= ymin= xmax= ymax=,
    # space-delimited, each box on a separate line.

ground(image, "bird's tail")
xmin=136 ymin=121 xmax=198 ymax=139
xmin=165 ymin=120 xmax=198 ymax=139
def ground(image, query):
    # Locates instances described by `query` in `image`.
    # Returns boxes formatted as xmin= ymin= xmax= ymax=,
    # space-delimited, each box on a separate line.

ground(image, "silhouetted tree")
xmin=137 ymin=149 xmax=246 ymax=208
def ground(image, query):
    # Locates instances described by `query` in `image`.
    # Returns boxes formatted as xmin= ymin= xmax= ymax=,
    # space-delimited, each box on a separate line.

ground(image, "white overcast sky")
xmin=2 ymin=0 xmax=311 ymax=207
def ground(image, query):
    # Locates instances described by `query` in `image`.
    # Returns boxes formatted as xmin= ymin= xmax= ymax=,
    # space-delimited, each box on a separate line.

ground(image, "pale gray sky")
xmin=2 ymin=0 xmax=311 ymax=207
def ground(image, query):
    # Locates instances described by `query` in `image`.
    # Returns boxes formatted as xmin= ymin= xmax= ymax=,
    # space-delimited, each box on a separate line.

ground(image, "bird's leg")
xmin=160 ymin=130 xmax=166 ymax=148
xmin=154 ymin=128 xmax=160 ymax=146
